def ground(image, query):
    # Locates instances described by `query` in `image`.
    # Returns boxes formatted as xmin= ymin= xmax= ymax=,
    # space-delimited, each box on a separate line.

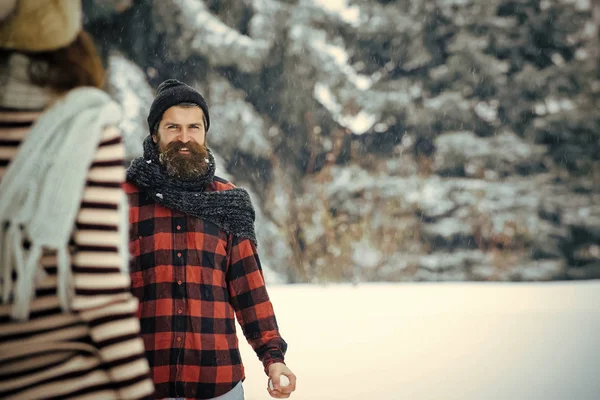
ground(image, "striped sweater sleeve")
xmin=70 ymin=126 xmax=154 ymax=399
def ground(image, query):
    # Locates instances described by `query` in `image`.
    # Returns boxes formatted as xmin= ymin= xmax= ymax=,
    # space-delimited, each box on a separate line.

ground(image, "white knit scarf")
xmin=0 ymin=84 xmax=124 ymax=321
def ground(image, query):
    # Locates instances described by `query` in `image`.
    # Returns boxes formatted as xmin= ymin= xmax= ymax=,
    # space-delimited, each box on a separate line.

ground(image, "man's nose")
xmin=179 ymin=129 xmax=191 ymax=143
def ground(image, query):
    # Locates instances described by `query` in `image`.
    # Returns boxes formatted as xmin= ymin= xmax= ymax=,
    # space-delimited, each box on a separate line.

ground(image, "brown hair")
xmin=23 ymin=31 xmax=104 ymax=92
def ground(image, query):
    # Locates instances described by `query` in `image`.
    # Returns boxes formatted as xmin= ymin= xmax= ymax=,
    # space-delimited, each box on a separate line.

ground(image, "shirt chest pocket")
xmin=186 ymin=220 xmax=230 ymax=272
xmin=186 ymin=236 xmax=229 ymax=272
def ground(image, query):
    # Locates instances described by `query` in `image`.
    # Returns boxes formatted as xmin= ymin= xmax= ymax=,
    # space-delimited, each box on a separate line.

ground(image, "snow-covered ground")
xmin=237 ymin=281 xmax=600 ymax=399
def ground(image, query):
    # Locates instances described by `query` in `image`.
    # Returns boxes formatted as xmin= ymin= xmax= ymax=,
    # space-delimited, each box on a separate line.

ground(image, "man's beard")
xmin=158 ymin=140 xmax=210 ymax=180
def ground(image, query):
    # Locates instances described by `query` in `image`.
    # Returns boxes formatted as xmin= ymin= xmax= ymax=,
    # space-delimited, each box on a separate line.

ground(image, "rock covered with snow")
xmin=433 ymin=130 xmax=547 ymax=178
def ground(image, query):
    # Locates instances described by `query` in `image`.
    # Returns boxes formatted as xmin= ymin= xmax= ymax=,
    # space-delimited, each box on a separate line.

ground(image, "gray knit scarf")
xmin=126 ymin=136 xmax=257 ymax=244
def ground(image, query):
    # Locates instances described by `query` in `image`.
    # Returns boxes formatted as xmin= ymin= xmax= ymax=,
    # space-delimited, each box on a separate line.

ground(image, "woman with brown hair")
xmin=0 ymin=1 xmax=154 ymax=398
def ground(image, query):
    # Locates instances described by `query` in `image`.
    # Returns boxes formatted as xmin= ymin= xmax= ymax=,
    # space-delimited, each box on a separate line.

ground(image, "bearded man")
xmin=124 ymin=79 xmax=296 ymax=400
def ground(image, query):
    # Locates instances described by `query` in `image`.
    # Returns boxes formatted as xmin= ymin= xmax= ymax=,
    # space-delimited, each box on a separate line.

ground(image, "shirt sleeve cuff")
xmin=263 ymin=349 xmax=286 ymax=375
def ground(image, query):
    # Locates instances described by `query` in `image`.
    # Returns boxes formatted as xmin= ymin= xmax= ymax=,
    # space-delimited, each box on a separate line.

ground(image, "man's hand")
xmin=267 ymin=362 xmax=297 ymax=398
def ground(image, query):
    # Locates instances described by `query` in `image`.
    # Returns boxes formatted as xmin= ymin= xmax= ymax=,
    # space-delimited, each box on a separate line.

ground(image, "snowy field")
xmin=237 ymin=281 xmax=600 ymax=400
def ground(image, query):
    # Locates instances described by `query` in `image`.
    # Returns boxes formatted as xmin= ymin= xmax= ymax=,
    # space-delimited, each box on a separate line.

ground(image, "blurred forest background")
xmin=83 ymin=0 xmax=600 ymax=284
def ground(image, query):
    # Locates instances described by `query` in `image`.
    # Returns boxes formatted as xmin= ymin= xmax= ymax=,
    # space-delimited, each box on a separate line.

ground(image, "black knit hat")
xmin=147 ymin=79 xmax=210 ymax=134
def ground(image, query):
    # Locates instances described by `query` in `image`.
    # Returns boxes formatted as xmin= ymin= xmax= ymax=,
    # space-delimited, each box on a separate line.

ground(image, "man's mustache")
xmin=165 ymin=141 xmax=204 ymax=153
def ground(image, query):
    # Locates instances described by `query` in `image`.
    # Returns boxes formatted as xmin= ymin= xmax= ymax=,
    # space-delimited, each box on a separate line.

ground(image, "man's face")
xmin=153 ymin=105 xmax=210 ymax=179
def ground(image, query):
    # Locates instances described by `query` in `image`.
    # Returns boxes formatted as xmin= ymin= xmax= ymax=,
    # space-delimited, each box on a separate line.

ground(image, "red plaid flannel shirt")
xmin=124 ymin=177 xmax=287 ymax=400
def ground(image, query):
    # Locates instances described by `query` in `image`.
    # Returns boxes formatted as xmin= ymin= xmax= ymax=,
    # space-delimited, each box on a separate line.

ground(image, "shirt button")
xmin=138 ymin=236 xmax=142 ymax=240
xmin=177 ymin=337 xmax=182 ymax=342
xmin=178 ymin=309 xmax=183 ymax=314
xmin=177 ymin=225 xmax=181 ymax=230
xmin=177 ymin=280 xmax=182 ymax=285
xmin=177 ymin=252 xmax=182 ymax=257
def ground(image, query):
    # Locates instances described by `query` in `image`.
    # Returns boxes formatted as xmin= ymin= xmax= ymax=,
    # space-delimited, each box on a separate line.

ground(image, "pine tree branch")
xmin=154 ymin=0 xmax=274 ymax=73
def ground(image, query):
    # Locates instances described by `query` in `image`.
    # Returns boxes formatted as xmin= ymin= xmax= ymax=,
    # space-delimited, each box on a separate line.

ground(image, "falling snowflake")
xmin=146 ymin=159 xmax=152 ymax=164
xmin=156 ymin=193 xmax=163 ymax=199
